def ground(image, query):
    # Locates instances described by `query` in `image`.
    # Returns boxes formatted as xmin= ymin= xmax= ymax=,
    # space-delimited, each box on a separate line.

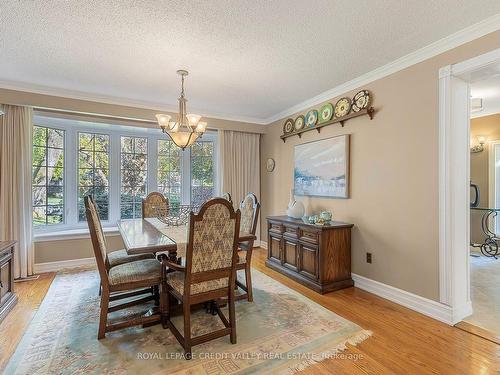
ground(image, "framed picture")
xmin=294 ymin=135 xmax=350 ymax=198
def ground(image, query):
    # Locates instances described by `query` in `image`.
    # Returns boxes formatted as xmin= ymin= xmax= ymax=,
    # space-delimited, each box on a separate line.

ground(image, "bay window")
xmin=32 ymin=115 xmax=218 ymax=233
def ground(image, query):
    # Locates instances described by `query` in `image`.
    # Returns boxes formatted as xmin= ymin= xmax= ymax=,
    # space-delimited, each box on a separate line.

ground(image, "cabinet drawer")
xmin=283 ymin=225 xmax=298 ymax=238
xmin=269 ymin=222 xmax=283 ymax=234
xmin=300 ymin=229 xmax=319 ymax=244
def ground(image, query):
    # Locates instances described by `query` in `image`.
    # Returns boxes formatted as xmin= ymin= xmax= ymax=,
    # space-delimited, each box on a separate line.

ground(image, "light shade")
xmin=170 ymin=131 xmax=199 ymax=150
xmin=195 ymin=121 xmax=207 ymax=133
xmin=156 ymin=114 xmax=171 ymax=129
xmin=186 ymin=114 xmax=201 ymax=127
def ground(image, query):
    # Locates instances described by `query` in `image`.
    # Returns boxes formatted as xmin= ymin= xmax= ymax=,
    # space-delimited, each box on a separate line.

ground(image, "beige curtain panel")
xmin=218 ymin=130 xmax=260 ymax=241
xmin=0 ymin=104 xmax=34 ymax=278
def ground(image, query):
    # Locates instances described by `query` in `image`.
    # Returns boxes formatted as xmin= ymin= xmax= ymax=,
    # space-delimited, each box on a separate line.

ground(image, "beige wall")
xmin=470 ymin=114 xmax=500 ymax=244
xmin=35 ymin=234 xmax=124 ymax=264
xmin=261 ymin=30 xmax=500 ymax=301
xmin=0 ymin=88 xmax=266 ymax=134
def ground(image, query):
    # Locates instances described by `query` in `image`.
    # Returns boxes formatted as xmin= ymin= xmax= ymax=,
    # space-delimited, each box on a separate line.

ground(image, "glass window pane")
xmin=190 ymin=141 xmax=214 ymax=206
xmin=120 ymin=136 xmax=147 ymax=219
xmin=157 ymin=140 xmax=182 ymax=204
xmin=32 ymin=126 xmax=65 ymax=227
xmin=78 ymin=132 xmax=110 ymax=222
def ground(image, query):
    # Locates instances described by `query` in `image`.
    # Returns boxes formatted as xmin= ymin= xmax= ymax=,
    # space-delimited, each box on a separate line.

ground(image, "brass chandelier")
xmin=156 ymin=70 xmax=207 ymax=150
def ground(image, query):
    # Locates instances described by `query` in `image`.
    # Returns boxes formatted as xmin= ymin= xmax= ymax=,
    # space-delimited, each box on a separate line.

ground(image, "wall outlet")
xmin=366 ymin=252 xmax=372 ymax=264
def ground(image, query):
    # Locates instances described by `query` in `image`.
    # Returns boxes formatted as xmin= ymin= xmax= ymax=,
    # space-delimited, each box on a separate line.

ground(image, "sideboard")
xmin=266 ymin=216 xmax=354 ymax=294
xmin=0 ymin=241 xmax=17 ymax=323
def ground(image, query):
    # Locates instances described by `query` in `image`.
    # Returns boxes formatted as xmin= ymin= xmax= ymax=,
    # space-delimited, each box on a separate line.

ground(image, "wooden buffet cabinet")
xmin=0 ymin=241 xmax=17 ymax=323
xmin=266 ymin=216 xmax=354 ymax=294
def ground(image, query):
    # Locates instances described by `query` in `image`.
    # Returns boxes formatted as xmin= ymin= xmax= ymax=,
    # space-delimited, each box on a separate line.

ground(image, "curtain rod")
xmin=33 ymin=106 xmax=157 ymax=125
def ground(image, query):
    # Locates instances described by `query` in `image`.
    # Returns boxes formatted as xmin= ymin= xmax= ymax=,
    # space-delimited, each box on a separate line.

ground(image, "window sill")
xmin=34 ymin=227 xmax=120 ymax=242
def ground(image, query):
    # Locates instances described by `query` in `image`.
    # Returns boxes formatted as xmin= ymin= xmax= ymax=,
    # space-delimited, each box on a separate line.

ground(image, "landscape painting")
xmin=294 ymin=135 xmax=350 ymax=198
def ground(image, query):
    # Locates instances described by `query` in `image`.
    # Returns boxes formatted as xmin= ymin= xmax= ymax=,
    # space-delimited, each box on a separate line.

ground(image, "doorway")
xmin=439 ymin=48 xmax=500 ymax=342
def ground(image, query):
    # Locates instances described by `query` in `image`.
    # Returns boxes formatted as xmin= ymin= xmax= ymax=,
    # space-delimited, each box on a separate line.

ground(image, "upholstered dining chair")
xmin=163 ymin=198 xmax=241 ymax=358
xmin=235 ymin=193 xmax=260 ymax=302
xmin=142 ymin=191 xmax=169 ymax=218
xmin=85 ymin=196 xmax=163 ymax=339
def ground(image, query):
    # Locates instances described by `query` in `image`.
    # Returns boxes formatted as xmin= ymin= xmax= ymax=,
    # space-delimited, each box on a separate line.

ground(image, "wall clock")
xmin=266 ymin=158 xmax=275 ymax=172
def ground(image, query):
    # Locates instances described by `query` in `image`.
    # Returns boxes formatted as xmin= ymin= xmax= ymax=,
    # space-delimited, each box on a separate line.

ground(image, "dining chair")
xmin=85 ymin=196 xmax=163 ymax=339
xmin=235 ymin=193 xmax=260 ymax=302
xmin=163 ymin=198 xmax=241 ymax=358
xmin=142 ymin=191 xmax=169 ymax=218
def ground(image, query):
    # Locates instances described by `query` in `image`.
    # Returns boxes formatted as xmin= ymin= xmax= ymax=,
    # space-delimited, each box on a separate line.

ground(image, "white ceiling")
xmin=471 ymin=74 xmax=500 ymax=118
xmin=1 ymin=1 xmax=500 ymax=124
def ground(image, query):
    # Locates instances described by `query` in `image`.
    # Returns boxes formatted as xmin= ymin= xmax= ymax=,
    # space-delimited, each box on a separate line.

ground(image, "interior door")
xmin=489 ymin=141 xmax=500 ymax=234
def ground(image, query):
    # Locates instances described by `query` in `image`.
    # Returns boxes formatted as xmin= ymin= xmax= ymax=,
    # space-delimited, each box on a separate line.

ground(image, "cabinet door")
xmin=283 ymin=238 xmax=298 ymax=270
xmin=268 ymin=234 xmax=282 ymax=263
xmin=299 ymin=243 xmax=318 ymax=280
xmin=0 ymin=255 xmax=12 ymax=305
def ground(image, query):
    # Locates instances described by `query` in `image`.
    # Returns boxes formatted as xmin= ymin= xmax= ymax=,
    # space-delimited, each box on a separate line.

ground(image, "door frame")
xmin=439 ymin=47 xmax=500 ymax=324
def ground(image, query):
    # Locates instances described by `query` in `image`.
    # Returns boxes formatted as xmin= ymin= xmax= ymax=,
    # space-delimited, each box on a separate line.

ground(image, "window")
xmin=157 ymin=140 xmax=181 ymax=205
xmin=32 ymin=126 xmax=65 ymax=226
xmin=78 ymin=132 xmax=110 ymax=221
xmin=31 ymin=115 xmax=218 ymax=232
xmin=120 ymin=136 xmax=148 ymax=219
xmin=191 ymin=141 xmax=215 ymax=206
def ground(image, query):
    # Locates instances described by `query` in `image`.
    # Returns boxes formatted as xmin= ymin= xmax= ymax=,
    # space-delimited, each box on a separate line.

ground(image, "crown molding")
xmin=263 ymin=13 xmax=500 ymax=124
xmin=0 ymin=79 xmax=268 ymax=125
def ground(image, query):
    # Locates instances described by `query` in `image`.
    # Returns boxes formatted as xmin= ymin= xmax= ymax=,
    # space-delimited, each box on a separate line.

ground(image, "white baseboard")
xmin=259 ymin=241 xmax=268 ymax=250
xmin=352 ymin=273 xmax=461 ymax=325
xmin=34 ymin=257 xmax=96 ymax=274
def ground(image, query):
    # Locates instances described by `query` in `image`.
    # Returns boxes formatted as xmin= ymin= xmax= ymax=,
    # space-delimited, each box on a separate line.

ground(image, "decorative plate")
xmin=294 ymin=115 xmax=305 ymax=131
xmin=334 ymin=97 xmax=351 ymax=118
xmin=352 ymin=90 xmax=371 ymax=112
xmin=266 ymin=158 xmax=275 ymax=172
xmin=305 ymin=110 xmax=318 ymax=127
xmin=283 ymin=118 xmax=294 ymax=134
xmin=318 ymin=103 xmax=334 ymax=123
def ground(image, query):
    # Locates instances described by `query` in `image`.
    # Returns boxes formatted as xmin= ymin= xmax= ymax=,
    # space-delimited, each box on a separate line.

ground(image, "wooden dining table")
xmin=117 ymin=218 xmax=256 ymax=260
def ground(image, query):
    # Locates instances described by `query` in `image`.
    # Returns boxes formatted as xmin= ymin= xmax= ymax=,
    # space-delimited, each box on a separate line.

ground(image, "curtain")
xmin=0 ymin=104 xmax=34 ymax=278
xmin=218 ymin=130 xmax=261 ymax=242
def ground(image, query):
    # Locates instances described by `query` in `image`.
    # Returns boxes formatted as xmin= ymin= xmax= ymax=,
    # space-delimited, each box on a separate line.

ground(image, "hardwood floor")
xmin=0 ymin=272 xmax=56 ymax=372
xmin=1 ymin=250 xmax=499 ymax=374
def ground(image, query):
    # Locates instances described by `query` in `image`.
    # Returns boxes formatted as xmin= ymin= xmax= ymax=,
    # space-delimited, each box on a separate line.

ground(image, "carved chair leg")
xmin=153 ymin=285 xmax=160 ymax=306
xmin=183 ymin=302 xmax=192 ymax=359
xmin=229 ymin=286 xmax=237 ymax=344
xmin=98 ymin=289 xmax=109 ymax=340
xmin=245 ymin=264 xmax=253 ymax=302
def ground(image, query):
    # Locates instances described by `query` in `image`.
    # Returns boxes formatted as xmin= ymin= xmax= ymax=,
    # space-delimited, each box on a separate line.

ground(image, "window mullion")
xmin=182 ymin=148 xmax=191 ymax=205
xmin=109 ymin=133 xmax=121 ymax=225
xmin=66 ymin=127 xmax=77 ymax=227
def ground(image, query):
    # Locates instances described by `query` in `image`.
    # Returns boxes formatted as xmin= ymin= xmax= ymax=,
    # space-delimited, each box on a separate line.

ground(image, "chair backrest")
xmin=184 ymin=198 xmax=240 ymax=291
xmin=239 ymin=193 xmax=260 ymax=235
xmin=221 ymin=192 xmax=233 ymax=205
xmin=84 ymin=196 xmax=110 ymax=287
xmin=142 ymin=192 xmax=169 ymax=218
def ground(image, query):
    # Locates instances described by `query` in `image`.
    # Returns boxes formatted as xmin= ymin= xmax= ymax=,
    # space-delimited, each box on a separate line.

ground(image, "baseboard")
xmin=259 ymin=241 xmax=268 ymax=250
xmin=352 ymin=273 xmax=458 ymax=325
xmin=34 ymin=257 xmax=96 ymax=274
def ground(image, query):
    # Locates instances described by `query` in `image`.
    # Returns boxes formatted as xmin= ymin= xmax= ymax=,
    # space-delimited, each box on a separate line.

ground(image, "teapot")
xmin=319 ymin=211 xmax=332 ymax=222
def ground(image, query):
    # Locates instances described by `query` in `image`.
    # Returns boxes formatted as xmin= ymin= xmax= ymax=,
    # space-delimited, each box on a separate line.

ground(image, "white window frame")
xmin=33 ymin=115 xmax=218 ymax=234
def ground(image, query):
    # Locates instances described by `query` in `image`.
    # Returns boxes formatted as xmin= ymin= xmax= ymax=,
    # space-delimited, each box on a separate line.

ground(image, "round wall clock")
xmin=352 ymin=90 xmax=371 ymax=112
xmin=283 ymin=118 xmax=294 ymax=134
xmin=305 ymin=110 xmax=318 ymax=127
xmin=294 ymin=115 xmax=305 ymax=131
xmin=334 ymin=97 xmax=352 ymax=118
xmin=318 ymin=103 xmax=334 ymax=123
xmin=266 ymin=158 xmax=275 ymax=172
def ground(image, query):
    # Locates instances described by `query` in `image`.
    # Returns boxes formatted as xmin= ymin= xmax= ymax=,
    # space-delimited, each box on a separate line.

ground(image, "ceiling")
xmin=1 ymin=1 xmax=500 ymax=124
xmin=471 ymin=74 xmax=500 ymax=118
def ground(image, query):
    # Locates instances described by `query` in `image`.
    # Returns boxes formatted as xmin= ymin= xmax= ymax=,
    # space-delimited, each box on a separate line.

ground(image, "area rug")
xmin=4 ymin=267 xmax=371 ymax=375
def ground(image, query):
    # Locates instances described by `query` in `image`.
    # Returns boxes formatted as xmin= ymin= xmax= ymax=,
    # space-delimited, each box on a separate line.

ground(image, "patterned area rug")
xmin=5 ymin=268 xmax=371 ymax=374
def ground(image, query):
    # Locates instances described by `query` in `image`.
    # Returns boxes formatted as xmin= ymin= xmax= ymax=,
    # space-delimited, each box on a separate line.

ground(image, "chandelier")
xmin=156 ymin=70 xmax=207 ymax=150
